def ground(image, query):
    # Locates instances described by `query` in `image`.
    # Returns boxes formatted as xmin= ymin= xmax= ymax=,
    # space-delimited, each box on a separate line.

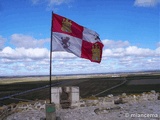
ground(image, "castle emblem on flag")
xmin=61 ymin=18 xmax=72 ymax=33
xmin=92 ymin=43 xmax=101 ymax=61
xmin=52 ymin=13 xmax=103 ymax=63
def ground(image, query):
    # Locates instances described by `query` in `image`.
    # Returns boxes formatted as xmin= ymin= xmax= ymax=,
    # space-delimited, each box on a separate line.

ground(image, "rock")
xmin=158 ymin=94 xmax=160 ymax=100
xmin=80 ymin=104 xmax=85 ymax=107
xmin=150 ymin=90 xmax=156 ymax=94
xmin=94 ymin=108 xmax=101 ymax=115
xmin=122 ymin=93 xmax=127 ymax=97
xmin=108 ymin=106 xmax=121 ymax=111
xmin=40 ymin=117 xmax=46 ymax=120
xmin=56 ymin=116 xmax=61 ymax=120
xmin=114 ymin=98 xmax=124 ymax=104
xmin=108 ymin=94 xmax=113 ymax=98
xmin=5 ymin=92 xmax=160 ymax=120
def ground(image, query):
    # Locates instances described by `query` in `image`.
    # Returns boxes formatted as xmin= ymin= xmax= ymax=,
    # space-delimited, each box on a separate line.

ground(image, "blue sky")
xmin=0 ymin=0 xmax=159 ymax=76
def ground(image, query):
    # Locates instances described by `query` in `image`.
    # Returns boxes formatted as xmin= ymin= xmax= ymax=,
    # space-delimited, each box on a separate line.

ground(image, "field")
xmin=0 ymin=73 xmax=160 ymax=106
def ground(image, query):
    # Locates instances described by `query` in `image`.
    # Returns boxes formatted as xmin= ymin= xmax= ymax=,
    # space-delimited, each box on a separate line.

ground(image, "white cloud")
xmin=53 ymin=51 xmax=76 ymax=59
xmin=125 ymin=46 xmax=155 ymax=57
xmin=155 ymin=47 xmax=160 ymax=55
xmin=0 ymin=38 xmax=160 ymax=76
xmin=134 ymin=0 xmax=160 ymax=7
xmin=0 ymin=46 xmax=50 ymax=75
xmin=31 ymin=0 xmax=40 ymax=4
xmin=0 ymin=35 xmax=6 ymax=50
xmin=0 ymin=47 xmax=49 ymax=60
xmin=101 ymin=40 xmax=160 ymax=73
xmin=31 ymin=0 xmax=73 ymax=10
xmin=102 ymin=40 xmax=159 ymax=58
xmin=103 ymin=48 xmax=125 ymax=57
xmin=48 ymin=0 xmax=68 ymax=6
xmin=102 ymin=39 xmax=130 ymax=49
xmin=10 ymin=34 xmax=49 ymax=49
xmin=31 ymin=0 xmax=71 ymax=5
xmin=47 ymin=0 xmax=73 ymax=10
xmin=157 ymin=42 xmax=160 ymax=47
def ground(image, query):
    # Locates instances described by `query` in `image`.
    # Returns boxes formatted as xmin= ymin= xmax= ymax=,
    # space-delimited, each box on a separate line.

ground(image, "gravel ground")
xmin=6 ymin=92 xmax=160 ymax=120
xmin=55 ymin=100 xmax=160 ymax=120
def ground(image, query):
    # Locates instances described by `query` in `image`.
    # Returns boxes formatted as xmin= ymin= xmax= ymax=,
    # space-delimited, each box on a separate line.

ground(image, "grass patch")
xmin=0 ymin=74 xmax=160 ymax=106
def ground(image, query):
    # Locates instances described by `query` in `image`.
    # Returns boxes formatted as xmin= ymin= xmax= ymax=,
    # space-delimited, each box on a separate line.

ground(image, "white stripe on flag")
xmin=52 ymin=32 xmax=82 ymax=57
xmin=83 ymin=27 xmax=101 ymax=43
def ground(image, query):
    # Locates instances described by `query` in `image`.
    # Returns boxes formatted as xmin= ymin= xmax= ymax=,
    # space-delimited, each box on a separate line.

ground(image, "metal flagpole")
xmin=49 ymin=12 xmax=53 ymax=104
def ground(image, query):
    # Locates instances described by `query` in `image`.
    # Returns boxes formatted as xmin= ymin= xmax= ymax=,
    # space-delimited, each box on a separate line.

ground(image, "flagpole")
xmin=49 ymin=12 xmax=53 ymax=104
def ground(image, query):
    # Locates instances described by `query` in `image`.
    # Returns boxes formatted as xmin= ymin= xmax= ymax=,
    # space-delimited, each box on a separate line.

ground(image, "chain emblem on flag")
xmin=61 ymin=18 xmax=72 ymax=33
xmin=95 ymin=35 xmax=100 ymax=41
xmin=92 ymin=43 xmax=101 ymax=61
xmin=52 ymin=13 xmax=103 ymax=63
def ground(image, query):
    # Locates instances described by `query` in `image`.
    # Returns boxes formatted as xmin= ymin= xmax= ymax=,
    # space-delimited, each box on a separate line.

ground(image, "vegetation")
xmin=0 ymin=74 xmax=160 ymax=106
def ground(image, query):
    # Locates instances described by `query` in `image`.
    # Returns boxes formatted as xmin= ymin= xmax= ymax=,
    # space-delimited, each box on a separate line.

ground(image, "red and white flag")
xmin=51 ymin=13 xmax=104 ymax=63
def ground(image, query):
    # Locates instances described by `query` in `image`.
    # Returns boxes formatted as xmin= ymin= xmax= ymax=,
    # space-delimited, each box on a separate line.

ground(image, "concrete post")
xmin=71 ymin=87 xmax=79 ymax=107
xmin=45 ymin=103 xmax=56 ymax=120
xmin=51 ymin=86 xmax=80 ymax=108
xmin=51 ymin=87 xmax=62 ymax=108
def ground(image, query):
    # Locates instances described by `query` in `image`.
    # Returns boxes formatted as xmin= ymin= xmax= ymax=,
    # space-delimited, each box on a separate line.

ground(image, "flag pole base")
xmin=45 ymin=103 xmax=56 ymax=120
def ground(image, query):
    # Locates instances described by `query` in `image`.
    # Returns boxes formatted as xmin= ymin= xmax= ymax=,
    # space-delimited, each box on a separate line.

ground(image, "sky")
xmin=0 ymin=0 xmax=159 ymax=76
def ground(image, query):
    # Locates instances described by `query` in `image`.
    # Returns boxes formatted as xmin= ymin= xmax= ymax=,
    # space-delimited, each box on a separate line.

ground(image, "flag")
xmin=51 ymin=13 xmax=104 ymax=63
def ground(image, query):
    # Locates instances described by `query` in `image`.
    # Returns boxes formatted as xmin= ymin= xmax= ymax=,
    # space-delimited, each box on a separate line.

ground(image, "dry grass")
xmin=0 ymin=73 xmax=160 ymax=106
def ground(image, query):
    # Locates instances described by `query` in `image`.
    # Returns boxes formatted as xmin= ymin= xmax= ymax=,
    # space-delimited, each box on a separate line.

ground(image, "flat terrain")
xmin=0 ymin=73 xmax=160 ymax=106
